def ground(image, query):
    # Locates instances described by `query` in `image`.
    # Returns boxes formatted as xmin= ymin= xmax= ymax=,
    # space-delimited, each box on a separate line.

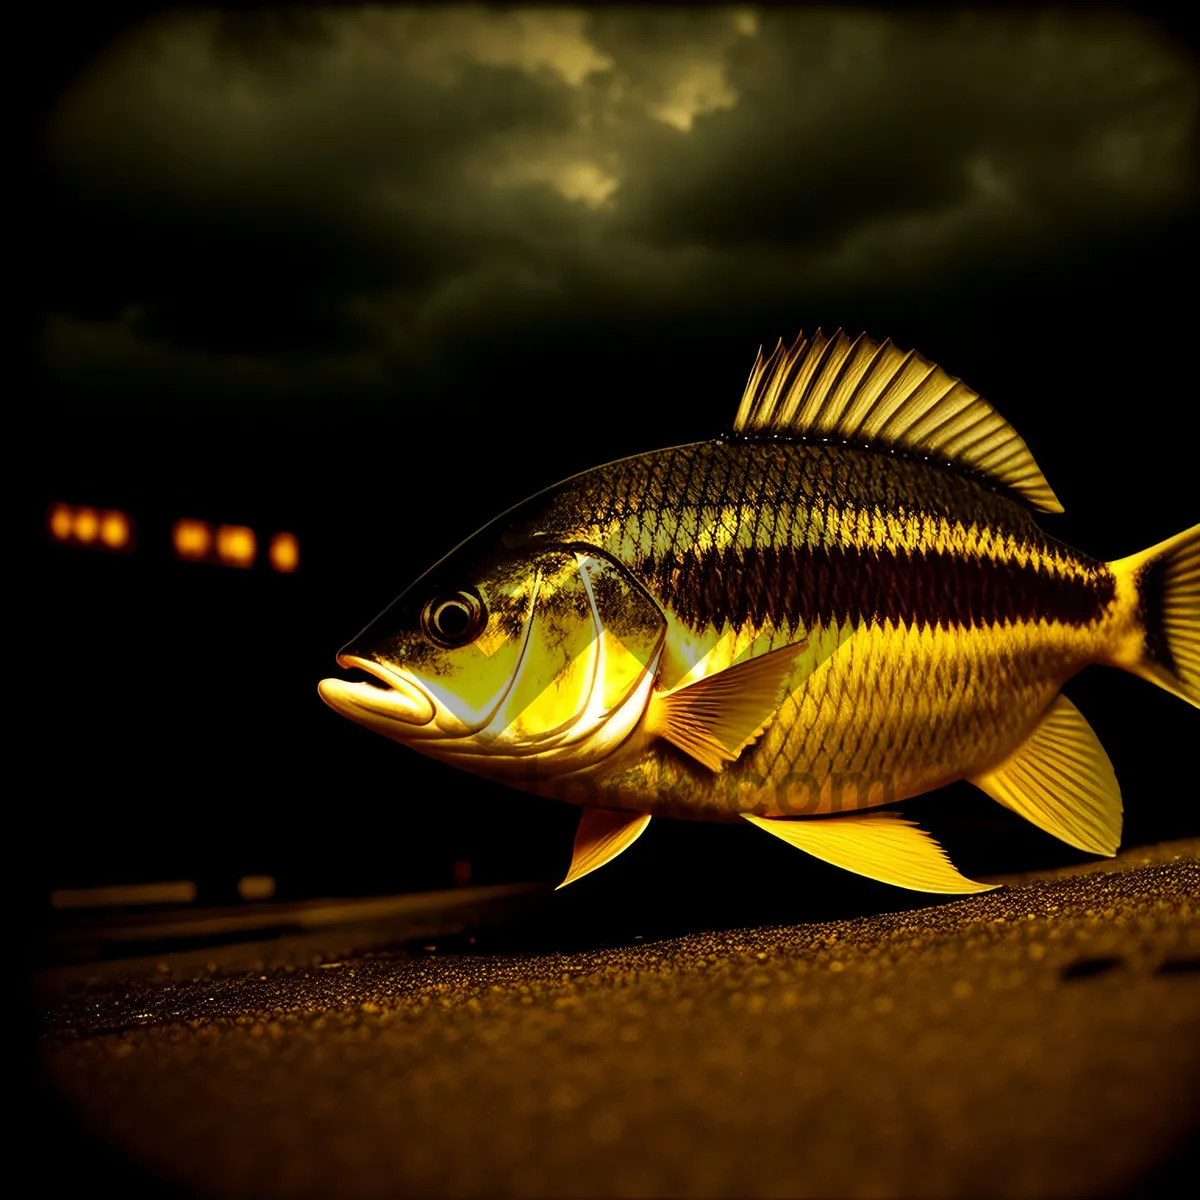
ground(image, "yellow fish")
xmin=319 ymin=330 xmax=1198 ymax=894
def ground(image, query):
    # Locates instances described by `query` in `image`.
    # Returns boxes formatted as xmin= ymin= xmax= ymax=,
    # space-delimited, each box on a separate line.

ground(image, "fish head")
xmin=319 ymin=539 xmax=666 ymax=780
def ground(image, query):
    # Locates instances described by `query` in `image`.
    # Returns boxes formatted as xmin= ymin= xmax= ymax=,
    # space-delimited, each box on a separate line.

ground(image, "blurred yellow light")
xmin=269 ymin=531 xmax=300 ymax=573
xmin=173 ymin=519 xmax=212 ymax=560
xmin=217 ymin=525 xmax=257 ymax=568
xmin=74 ymin=507 xmax=99 ymax=543
xmin=100 ymin=509 xmax=132 ymax=550
xmin=51 ymin=881 xmax=198 ymax=909
xmin=48 ymin=504 xmax=73 ymax=541
xmin=238 ymin=874 xmax=277 ymax=901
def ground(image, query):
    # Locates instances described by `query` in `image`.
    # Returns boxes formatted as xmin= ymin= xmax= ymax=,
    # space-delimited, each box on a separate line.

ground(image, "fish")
xmin=319 ymin=329 xmax=1198 ymax=895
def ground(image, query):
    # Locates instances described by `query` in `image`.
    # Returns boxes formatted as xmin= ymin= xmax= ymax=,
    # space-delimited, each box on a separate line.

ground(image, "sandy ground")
xmin=32 ymin=839 xmax=1200 ymax=1198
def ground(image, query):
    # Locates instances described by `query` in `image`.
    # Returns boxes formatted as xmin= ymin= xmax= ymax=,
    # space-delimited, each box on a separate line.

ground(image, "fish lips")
xmin=318 ymin=654 xmax=436 ymax=729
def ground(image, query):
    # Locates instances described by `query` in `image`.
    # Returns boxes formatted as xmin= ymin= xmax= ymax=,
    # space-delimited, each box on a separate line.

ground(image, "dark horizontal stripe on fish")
xmin=644 ymin=543 xmax=1115 ymax=632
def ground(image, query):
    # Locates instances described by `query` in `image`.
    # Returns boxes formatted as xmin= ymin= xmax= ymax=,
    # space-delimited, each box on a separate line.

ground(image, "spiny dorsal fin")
xmin=733 ymin=329 xmax=1063 ymax=514
xmin=967 ymin=693 xmax=1122 ymax=856
xmin=557 ymin=808 xmax=651 ymax=889
xmin=744 ymin=812 xmax=997 ymax=894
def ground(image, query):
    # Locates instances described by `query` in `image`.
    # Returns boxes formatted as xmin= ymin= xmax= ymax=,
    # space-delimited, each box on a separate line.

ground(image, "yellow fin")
xmin=967 ymin=693 xmax=1122 ymax=856
xmin=649 ymin=642 xmax=804 ymax=772
xmin=1110 ymin=523 xmax=1200 ymax=709
xmin=734 ymin=329 xmax=1063 ymax=513
xmin=743 ymin=812 xmax=996 ymax=894
xmin=557 ymin=808 xmax=651 ymax=890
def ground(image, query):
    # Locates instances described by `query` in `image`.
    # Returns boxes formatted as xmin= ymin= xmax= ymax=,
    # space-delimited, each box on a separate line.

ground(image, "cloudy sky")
xmin=35 ymin=4 xmax=1198 ymax=524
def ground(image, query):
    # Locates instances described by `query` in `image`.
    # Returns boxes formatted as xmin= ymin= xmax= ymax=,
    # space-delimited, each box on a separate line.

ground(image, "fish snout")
xmin=319 ymin=654 xmax=436 ymax=727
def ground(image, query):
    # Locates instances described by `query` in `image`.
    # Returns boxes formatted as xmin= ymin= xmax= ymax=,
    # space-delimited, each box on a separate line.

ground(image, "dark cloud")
xmin=612 ymin=10 xmax=1196 ymax=247
xmin=41 ymin=11 xmax=585 ymax=361
xmin=37 ymin=6 xmax=1198 ymax=420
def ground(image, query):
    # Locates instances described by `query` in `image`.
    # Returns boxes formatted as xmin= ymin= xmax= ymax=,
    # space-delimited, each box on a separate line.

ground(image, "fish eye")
xmin=421 ymin=588 xmax=488 ymax=649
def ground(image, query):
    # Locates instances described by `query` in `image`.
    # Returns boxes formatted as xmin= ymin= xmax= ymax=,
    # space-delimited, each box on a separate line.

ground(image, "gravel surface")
xmin=34 ymin=840 xmax=1200 ymax=1198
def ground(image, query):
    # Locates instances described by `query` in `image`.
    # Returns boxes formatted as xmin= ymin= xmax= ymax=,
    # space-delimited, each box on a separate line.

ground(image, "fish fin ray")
xmin=967 ymin=693 xmax=1122 ymax=856
xmin=732 ymin=329 xmax=1063 ymax=513
xmin=650 ymin=641 xmax=806 ymax=772
xmin=557 ymin=809 xmax=651 ymax=890
xmin=743 ymin=812 xmax=996 ymax=894
xmin=1111 ymin=524 xmax=1200 ymax=709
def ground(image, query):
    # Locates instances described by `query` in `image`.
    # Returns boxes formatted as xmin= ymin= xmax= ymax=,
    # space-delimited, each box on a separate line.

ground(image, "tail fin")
xmin=1110 ymin=524 xmax=1199 ymax=708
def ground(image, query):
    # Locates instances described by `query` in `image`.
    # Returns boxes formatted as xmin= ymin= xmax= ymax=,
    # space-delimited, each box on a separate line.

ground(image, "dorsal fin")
xmin=733 ymin=329 xmax=1063 ymax=514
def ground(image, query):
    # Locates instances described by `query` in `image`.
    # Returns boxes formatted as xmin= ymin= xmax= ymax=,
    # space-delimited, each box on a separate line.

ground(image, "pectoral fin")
xmin=967 ymin=693 xmax=1122 ymax=856
xmin=649 ymin=642 xmax=805 ymax=772
xmin=743 ymin=812 xmax=997 ymax=894
xmin=557 ymin=808 xmax=652 ymax=890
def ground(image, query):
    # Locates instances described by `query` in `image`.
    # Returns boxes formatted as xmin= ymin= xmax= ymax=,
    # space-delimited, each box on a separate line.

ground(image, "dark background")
xmin=25 ymin=2 xmax=1199 ymax=949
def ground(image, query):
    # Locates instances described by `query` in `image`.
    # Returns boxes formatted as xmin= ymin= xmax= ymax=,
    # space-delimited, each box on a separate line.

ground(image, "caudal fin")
xmin=1110 ymin=524 xmax=1200 ymax=708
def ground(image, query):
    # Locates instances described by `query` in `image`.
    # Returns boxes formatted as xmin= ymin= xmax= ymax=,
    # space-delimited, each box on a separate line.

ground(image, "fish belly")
xmin=585 ymin=615 xmax=1110 ymax=823
xmin=742 ymin=618 xmax=1100 ymax=816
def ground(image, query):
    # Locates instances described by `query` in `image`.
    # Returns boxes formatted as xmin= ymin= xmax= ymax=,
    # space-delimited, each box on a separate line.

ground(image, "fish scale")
xmin=568 ymin=440 xmax=1113 ymax=633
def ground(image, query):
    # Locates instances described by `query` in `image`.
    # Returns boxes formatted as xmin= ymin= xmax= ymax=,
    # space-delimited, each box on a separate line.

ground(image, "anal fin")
xmin=557 ymin=808 xmax=652 ymax=890
xmin=743 ymin=812 xmax=996 ymax=894
xmin=967 ymin=693 xmax=1121 ymax=857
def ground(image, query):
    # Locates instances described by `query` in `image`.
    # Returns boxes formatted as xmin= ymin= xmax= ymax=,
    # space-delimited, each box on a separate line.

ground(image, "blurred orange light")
xmin=48 ymin=504 xmax=73 ymax=541
xmin=100 ymin=509 xmax=132 ymax=550
xmin=238 ymin=875 xmax=277 ymax=901
xmin=269 ymin=531 xmax=300 ymax=573
xmin=51 ymin=881 xmax=198 ymax=909
xmin=173 ymin=519 xmax=212 ymax=560
xmin=217 ymin=524 xmax=257 ymax=568
xmin=74 ymin=507 xmax=99 ymax=543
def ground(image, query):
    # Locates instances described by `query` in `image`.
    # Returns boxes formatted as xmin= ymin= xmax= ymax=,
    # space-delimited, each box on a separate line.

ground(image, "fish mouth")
xmin=318 ymin=654 xmax=436 ymax=727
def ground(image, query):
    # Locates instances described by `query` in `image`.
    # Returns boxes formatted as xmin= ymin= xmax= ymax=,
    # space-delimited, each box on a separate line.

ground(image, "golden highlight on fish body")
xmin=319 ymin=330 xmax=1200 ymax=894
